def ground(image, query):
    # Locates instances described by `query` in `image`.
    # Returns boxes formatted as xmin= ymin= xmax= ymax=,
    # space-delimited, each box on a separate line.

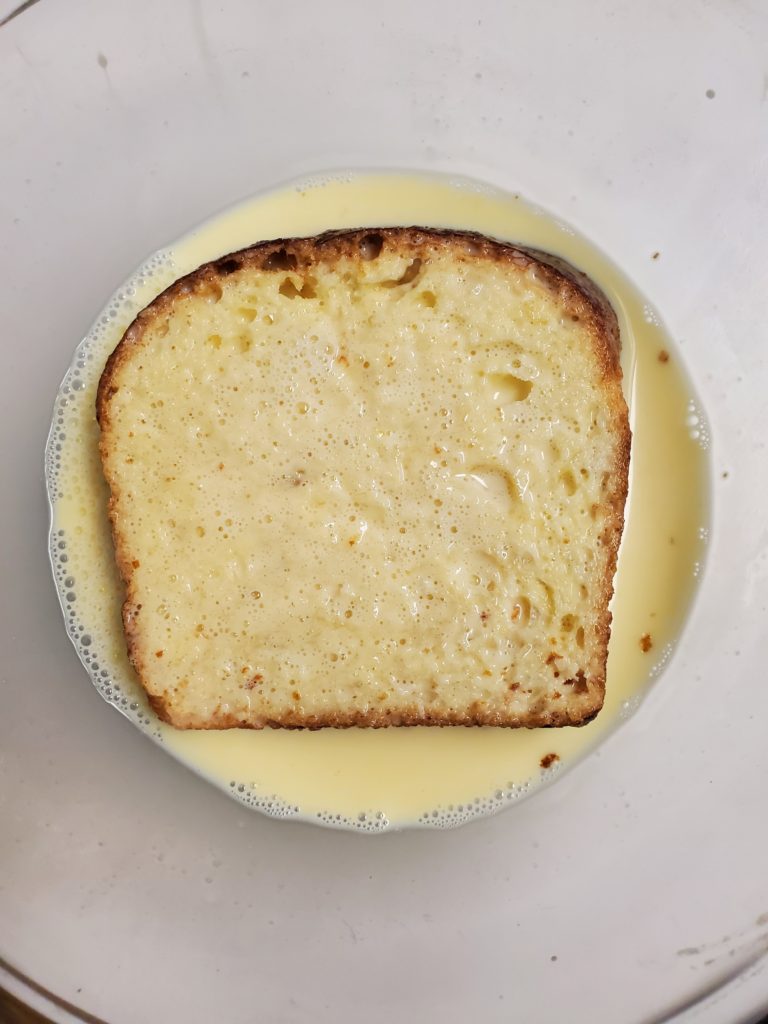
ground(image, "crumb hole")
xmin=279 ymin=276 xmax=317 ymax=299
xmin=359 ymin=233 xmax=384 ymax=260
xmin=381 ymin=258 xmax=422 ymax=288
xmin=263 ymin=248 xmax=298 ymax=272
xmin=487 ymin=372 xmax=533 ymax=403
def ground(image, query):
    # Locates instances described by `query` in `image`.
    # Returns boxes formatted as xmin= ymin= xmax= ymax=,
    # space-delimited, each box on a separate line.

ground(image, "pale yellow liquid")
xmin=51 ymin=172 xmax=710 ymax=829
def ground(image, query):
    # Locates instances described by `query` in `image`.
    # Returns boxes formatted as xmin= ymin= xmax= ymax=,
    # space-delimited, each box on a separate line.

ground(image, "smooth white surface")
xmin=1 ymin=2 xmax=767 ymax=1022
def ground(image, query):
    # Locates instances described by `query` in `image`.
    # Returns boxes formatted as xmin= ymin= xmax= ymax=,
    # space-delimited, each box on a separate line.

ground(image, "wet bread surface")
xmin=97 ymin=227 xmax=630 ymax=729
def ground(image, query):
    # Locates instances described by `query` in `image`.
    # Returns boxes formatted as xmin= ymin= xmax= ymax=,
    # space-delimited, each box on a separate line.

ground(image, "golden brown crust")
xmin=98 ymin=226 xmax=630 ymax=730
xmin=147 ymin=691 xmax=601 ymax=730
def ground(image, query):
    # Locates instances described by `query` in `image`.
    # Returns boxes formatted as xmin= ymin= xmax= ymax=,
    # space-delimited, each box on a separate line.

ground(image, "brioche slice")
xmin=97 ymin=227 xmax=630 ymax=730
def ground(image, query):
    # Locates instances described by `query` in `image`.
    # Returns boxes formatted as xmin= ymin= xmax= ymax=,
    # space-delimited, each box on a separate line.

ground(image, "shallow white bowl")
xmin=2 ymin=1 xmax=767 ymax=1021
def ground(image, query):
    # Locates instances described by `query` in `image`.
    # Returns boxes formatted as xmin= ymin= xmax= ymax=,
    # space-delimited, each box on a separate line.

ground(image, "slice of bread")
xmin=97 ymin=227 xmax=630 ymax=730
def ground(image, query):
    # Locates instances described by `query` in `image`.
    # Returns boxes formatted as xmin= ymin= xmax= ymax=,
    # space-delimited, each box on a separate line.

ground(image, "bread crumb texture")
xmin=97 ymin=228 xmax=630 ymax=729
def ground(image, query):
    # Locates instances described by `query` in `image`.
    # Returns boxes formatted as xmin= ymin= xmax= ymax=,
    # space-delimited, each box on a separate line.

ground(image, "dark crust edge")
xmin=147 ymin=693 xmax=602 ymax=730
xmin=97 ymin=226 xmax=631 ymax=730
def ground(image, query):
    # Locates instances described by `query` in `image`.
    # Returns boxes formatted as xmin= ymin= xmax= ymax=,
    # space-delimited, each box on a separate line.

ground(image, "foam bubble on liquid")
xmin=647 ymin=642 xmax=675 ymax=681
xmin=686 ymin=399 xmax=711 ymax=450
xmin=294 ymin=171 xmax=355 ymax=194
xmin=222 ymin=781 xmax=396 ymax=832
xmin=543 ymin=214 xmax=577 ymax=239
xmin=416 ymin=781 xmax=534 ymax=829
xmin=619 ymin=694 xmax=643 ymax=720
xmin=643 ymin=304 xmax=661 ymax=327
